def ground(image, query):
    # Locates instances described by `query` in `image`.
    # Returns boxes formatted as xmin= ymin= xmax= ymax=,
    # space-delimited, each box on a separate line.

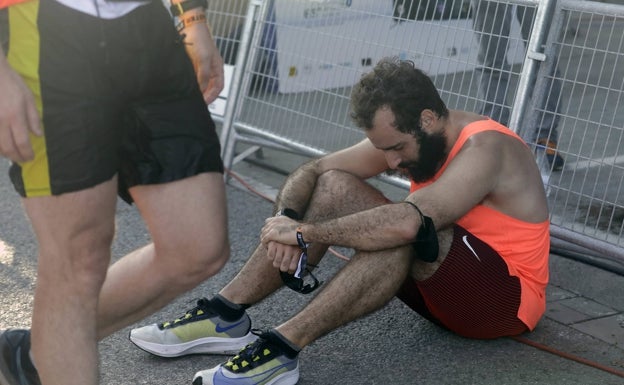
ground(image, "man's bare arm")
xmin=406 ymin=131 xmax=504 ymax=227
xmin=171 ymin=1 xmax=224 ymax=104
xmin=262 ymin=134 xmax=503 ymax=251
xmin=273 ymin=139 xmax=389 ymax=217
xmin=261 ymin=202 xmax=421 ymax=251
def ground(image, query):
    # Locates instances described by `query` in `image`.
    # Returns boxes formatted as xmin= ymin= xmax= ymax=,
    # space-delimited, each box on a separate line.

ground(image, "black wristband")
xmin=170 ymin=0 xmax=208 ymax=17
xmin=276 ymin=208 xmax=301 ymax=220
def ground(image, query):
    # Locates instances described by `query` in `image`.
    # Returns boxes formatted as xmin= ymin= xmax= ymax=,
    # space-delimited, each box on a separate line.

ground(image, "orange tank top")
xmin=410 ymin=119 xmax=550 ymax=329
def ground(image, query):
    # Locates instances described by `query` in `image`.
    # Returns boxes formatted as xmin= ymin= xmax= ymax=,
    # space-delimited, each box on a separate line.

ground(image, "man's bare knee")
xmin=155 ymin=239 xmax=230 ymax=289
xmin=312 ymin=170 xmax=354 ymax=203
xmin=308 ymin=170 xmax=387 ymax=220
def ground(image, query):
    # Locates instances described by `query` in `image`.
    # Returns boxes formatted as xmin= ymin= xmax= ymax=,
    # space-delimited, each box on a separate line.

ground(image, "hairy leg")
xmin=24 ymin=178 xmax=118 ymax=385
xmin=273 ymin=173 xmax=455 ymax=348
xmin=97 ymin=172 xmax=230 ymax=338
xmin=275 ymin=223 xmax=453 ymax=349
xmin=276 ymin=246 xmax=412 ymax=348
xmin=220 ymin=170 xmax=390 ymax=306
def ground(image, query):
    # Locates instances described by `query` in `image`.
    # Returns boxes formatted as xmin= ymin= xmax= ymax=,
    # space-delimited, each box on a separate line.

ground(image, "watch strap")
xmin=276 ymin=208 xmax=301 ymax=220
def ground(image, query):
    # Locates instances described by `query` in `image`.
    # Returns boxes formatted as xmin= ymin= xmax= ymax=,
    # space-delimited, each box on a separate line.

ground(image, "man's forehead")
xmin=368 ymin=121 xmax=408 ymax=151
xmin=372 ymin=106 xmax=395 ymax=126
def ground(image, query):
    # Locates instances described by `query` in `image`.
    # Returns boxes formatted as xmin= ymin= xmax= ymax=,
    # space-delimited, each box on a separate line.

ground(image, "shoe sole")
xmin=129 ymin=332 xmax=257 ymax=358
xmin=193 ymin=363 xmax=300 ymax=385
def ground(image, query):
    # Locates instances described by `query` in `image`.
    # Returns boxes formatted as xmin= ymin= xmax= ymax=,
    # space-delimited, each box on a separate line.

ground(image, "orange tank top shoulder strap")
xmin=410 ymin=118 xmax=524 ymax=192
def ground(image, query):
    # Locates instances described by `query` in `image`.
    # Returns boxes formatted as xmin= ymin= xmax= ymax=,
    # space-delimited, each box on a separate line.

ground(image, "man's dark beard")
xmin=400 ymin=131 xmax=448 ymax=183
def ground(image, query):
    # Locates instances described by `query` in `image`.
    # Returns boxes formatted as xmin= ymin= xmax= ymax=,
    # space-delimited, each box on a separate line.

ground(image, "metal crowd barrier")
xmin=211 ymin=0 xmax=624 ymax=268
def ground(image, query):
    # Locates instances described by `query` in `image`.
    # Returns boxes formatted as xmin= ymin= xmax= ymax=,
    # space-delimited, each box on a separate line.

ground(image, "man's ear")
xmin=420 ymin=109 xmax=436 ymax=131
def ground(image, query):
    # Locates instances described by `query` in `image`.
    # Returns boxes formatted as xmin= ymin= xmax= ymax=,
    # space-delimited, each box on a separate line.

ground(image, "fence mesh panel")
xmin=217 ymin=0 xmax=624 ymax=262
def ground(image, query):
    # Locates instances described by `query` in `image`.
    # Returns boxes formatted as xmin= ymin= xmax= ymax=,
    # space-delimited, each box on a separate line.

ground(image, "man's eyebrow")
xmin=377 ymin=142 xmax=403 ymax=151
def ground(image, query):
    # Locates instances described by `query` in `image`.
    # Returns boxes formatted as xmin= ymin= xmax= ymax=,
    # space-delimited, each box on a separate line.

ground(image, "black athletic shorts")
xmin=396 ymin=225 xmax=528 ymax=339
xmin=6 ymin=0 xmax=223 ymax=203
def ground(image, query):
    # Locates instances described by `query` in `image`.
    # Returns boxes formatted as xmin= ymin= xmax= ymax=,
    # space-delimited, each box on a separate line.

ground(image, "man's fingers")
xmin=266 ymin=242 xmax=302 ymax=273
xmin=11 ymin=111 xmax=36 ymax=162
xmin=0 ymin=64 xmax=39 ymax=163
xmin=201 ymin=75 xmax=224 ymax=104
xmin=26 ymin=99 xmax=42 ymax=137
xmin=0 ymin=110 xmax=35 ymax=163
xmin=288 ymin=255 xmax=301 ymax=274
xmin=203 ymin=87 xmax=219 ymax=105
xmin=0 ymin=130 xmax=31 ymax=163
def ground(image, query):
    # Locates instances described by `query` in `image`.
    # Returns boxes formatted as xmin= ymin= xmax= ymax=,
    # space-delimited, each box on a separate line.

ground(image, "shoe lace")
xmin=224 ymin=330 xmax=279 ymax=373
xmin=159 ymin=298 xmax=216 ymax=329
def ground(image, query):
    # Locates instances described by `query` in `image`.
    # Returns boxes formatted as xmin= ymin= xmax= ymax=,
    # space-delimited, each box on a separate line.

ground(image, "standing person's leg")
xmin=472 ymin=0 xmax=514 ymax=125
xmin=24 ymin=179 xmax=119 ymax=385
xmin=0 ymin=2 xmax=128 ymax=383
xmin=97 ymin=172 xmax=230 ymax=338
xmin=1 ymin=0 xmax=230 ymax=382
xmin=94 ymin=0 xmax=231 ymax=338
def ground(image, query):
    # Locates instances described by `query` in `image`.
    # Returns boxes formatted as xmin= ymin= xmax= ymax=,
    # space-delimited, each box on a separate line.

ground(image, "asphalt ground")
xmin=1 ymin=158 xmax=623 ymax=385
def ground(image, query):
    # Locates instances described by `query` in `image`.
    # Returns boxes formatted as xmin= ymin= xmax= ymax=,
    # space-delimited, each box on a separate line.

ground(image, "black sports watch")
xmin=276 ymin=208 xmax=301 ymax=220
xmin=169 ymin=0 xmax=208 ymax=17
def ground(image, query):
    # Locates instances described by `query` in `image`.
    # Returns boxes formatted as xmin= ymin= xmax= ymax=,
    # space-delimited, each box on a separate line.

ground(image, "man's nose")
xmin=385 ymin=152 xmax=402 ymax=169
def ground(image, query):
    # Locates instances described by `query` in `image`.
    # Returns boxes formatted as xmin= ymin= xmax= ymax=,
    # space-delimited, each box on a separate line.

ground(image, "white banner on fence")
xmin=273 ymin=0 xmax=524 ymax=94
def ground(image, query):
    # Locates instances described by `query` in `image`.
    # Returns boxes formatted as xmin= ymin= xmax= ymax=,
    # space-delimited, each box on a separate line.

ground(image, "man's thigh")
xmin=22 ymin=177 xmax=118 ymax=262
xmin=128 ymin=172 xmax=228 ymax=255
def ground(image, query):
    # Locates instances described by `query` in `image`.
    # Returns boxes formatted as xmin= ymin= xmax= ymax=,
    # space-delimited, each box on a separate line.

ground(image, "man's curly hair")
xmin=350 ymin=57 xmax=449 ymax=134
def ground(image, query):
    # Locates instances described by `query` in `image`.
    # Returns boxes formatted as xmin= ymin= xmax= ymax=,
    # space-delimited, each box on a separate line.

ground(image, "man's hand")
xmin=0 ymin=61 xmax=42 ymax=163
xmin=181 ymin=21 xmax=225 ymax=104
xmin=261 ymin=216 xmax=304 ymax=273
xmin=266 ymin=241 xmax=304 ymax=274
xmin=261 ymin=215 xmax=300 ymax=246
